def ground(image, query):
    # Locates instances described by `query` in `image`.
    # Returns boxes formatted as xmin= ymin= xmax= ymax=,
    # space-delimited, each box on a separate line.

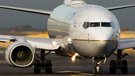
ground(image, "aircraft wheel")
xmin=45 ymin=60 xmax=52 ymax=74
xmin=34 ymin=60 xmax=41 ymax=74
xmin=121 ymin=60 xmax=128 ymax=74
xmin=110 ymin=60 xmax=117 ymax=74
xmin=93 ymin=67 xmax=97 ymax=75
xmin=99 ymin=67 xmax=102 ymax=75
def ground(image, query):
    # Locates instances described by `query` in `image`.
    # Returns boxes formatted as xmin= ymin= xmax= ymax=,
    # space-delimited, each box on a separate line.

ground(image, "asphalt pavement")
xmin=0 ymin=48 xmax=135 ymax=76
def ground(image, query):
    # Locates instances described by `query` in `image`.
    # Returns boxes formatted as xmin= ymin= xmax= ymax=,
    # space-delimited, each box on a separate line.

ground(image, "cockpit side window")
xmin=101 ymin=22 xmax=111 ymax=27
xmin=83 ymin=22 xmax=87 ymax=29
xmin=86 ymin=22 xmax=90 ymax=28
xmin=83 ymin=22 xmax=89 ymax=29
xmin=111 ymin=22 xmax=115 ymax=29
xmin=90 ymin=23 xmax=100 ymax=27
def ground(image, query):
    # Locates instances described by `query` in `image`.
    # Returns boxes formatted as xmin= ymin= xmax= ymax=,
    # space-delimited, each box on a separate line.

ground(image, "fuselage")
xmin=47 ymin=2 xmax=120 ymax=58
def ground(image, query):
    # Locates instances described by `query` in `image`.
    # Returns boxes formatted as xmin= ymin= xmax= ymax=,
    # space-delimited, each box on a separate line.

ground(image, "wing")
xmin=117 ymin=37 xmax=135 ymax=50
xmin=0 ymin=35 xmax=60 ymax=50
xmin=0 ymin=5 xmax=51 ymax=16
xmin=26 ymin=37 xmax=60 ymax=50
xmin=107 ymin=4 xmax=135 ymax=11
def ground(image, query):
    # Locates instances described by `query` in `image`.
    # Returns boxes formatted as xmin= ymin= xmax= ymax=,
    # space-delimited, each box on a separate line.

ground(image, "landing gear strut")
xmin=93 ymin=57 xmax=105 ymax=75
xmin=93 ymin=61 xmax=102 ymax=75
xmin=34 ymin=49 xmax=52 ymax=74
xmin=110 ymin=50 xmax=131 ymax=74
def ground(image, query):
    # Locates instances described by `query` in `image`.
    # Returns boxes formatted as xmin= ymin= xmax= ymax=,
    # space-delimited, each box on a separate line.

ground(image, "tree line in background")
xmin=14 ymin=25 xmax=33 ymax=29
xmin=0 ymin=25 xmax=46 ymax=32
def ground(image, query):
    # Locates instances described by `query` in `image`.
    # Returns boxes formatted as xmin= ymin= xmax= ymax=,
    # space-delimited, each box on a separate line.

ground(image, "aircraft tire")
xmin=121 ymin=60 xmax=128 ymax=74
xmin=93 ymin=67 xmax=97 ymax=75
xmin=99 ymin=67 xmax=102 ymax=75
xmin=110 ymin=60 xmax=117 ymax=74
xmin=34 ymin=60 xmax=41 ymax=74
xmin=45 ymin=60 xmax=52 ymax=74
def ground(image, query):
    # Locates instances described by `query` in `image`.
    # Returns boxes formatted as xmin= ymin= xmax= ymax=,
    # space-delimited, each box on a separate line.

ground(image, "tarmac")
xmin=0 ymin=48 xmax=135 ymax=76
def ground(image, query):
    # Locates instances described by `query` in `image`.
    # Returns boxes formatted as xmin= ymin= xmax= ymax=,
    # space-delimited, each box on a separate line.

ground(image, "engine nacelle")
xmin=5 ymin=41 xmax=35 ymax=68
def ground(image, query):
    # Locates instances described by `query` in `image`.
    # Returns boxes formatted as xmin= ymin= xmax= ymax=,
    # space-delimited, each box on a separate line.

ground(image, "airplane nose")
xmin=101 ymin=28 xmax=113 ymax=40
xmin=75 ymin=28 xmax=116 ymax=57
xmin=87 ymin=28 xmax=116 ymax=57
xmin=89 ymin=28 xmax=113 ymax=40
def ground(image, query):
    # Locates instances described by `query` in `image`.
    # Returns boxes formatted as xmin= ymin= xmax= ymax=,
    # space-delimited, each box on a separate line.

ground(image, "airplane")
xmin=0 ymin=0 xmax=135 ymax=74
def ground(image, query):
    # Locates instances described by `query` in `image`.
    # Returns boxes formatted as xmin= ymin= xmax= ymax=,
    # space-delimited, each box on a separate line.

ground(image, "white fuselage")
xmin=47 ymin=3 xmax=120 ymax=58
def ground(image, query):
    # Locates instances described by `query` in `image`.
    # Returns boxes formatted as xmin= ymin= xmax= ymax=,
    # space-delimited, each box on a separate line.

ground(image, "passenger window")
xmin=90 ymin=23 xmax=100 ymax=27
xmin=101 ymin=22 xmax=111 ymax=27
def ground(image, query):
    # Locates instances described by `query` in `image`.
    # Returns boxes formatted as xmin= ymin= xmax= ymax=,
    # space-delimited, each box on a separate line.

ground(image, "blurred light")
xmin=71 ymin=53 xmax=79 ymax=63
xmin=52 ymin=41 xmax=58 ymax=45
xmin=67 ymin=38 xmax=72 ymax=42
xmin=67 ymin=38 xmax=72 ymax=44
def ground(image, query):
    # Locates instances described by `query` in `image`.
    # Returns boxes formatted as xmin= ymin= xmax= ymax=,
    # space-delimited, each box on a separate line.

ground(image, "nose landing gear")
xmin=93 ymin=65 xmax=102 ymax=75
xmin=93 ymin=57 xmax=106 ymax=75
xmin=34 ymin=49 xmax=52 ymax=74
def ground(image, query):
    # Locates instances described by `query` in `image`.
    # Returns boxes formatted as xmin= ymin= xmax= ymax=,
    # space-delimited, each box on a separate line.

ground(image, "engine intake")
xmin=12 ymin=46 xmax=32 ymax=65
xmin=5 ymin=41 xmax=35 ymax=68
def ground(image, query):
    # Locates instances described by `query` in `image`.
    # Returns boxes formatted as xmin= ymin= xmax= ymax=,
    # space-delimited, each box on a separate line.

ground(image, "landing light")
xmin=67 ymin=38 xmax=72 ymax=42
xmin=71 ymin=53 xmax=79 ymax=63
xmin=52 ymin=41 xmax=58 ymax=45
xmin=67 ymin=38 xmax=72 ymax=44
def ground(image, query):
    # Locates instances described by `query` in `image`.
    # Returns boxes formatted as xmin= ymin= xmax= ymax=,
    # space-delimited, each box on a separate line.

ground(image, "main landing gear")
xmin=110 ymin=50 xmax=131 ymax=74
xmin=34 ymin=49 xmax=52 ymax=74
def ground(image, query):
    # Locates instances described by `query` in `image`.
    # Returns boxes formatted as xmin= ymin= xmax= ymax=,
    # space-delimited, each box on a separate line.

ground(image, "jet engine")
xmin=5 ymin=41 xmax=35 ymax=68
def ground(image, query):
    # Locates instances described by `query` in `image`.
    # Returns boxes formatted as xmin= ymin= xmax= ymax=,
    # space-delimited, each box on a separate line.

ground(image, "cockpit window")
xmin=83 ymin=22 xmax=100 ymax=29
xmin=90 ymin=23 xmax=100 ymax=27
xmin=101 ymin=22 xmax=111 ymax=27
xmin=83 ymin=22 xmax=88 ymax=29
xmin=86 ymin=22 xmax=89 ymax=28
xmin=83 ymin=22 xmax=112 ymax=29
xmin=111 ymin=22 xmax=115 ymax=29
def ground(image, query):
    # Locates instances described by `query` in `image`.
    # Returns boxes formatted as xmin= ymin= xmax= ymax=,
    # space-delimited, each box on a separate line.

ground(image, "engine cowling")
xmin=5 ymin=41 xmax=35 ymax=68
